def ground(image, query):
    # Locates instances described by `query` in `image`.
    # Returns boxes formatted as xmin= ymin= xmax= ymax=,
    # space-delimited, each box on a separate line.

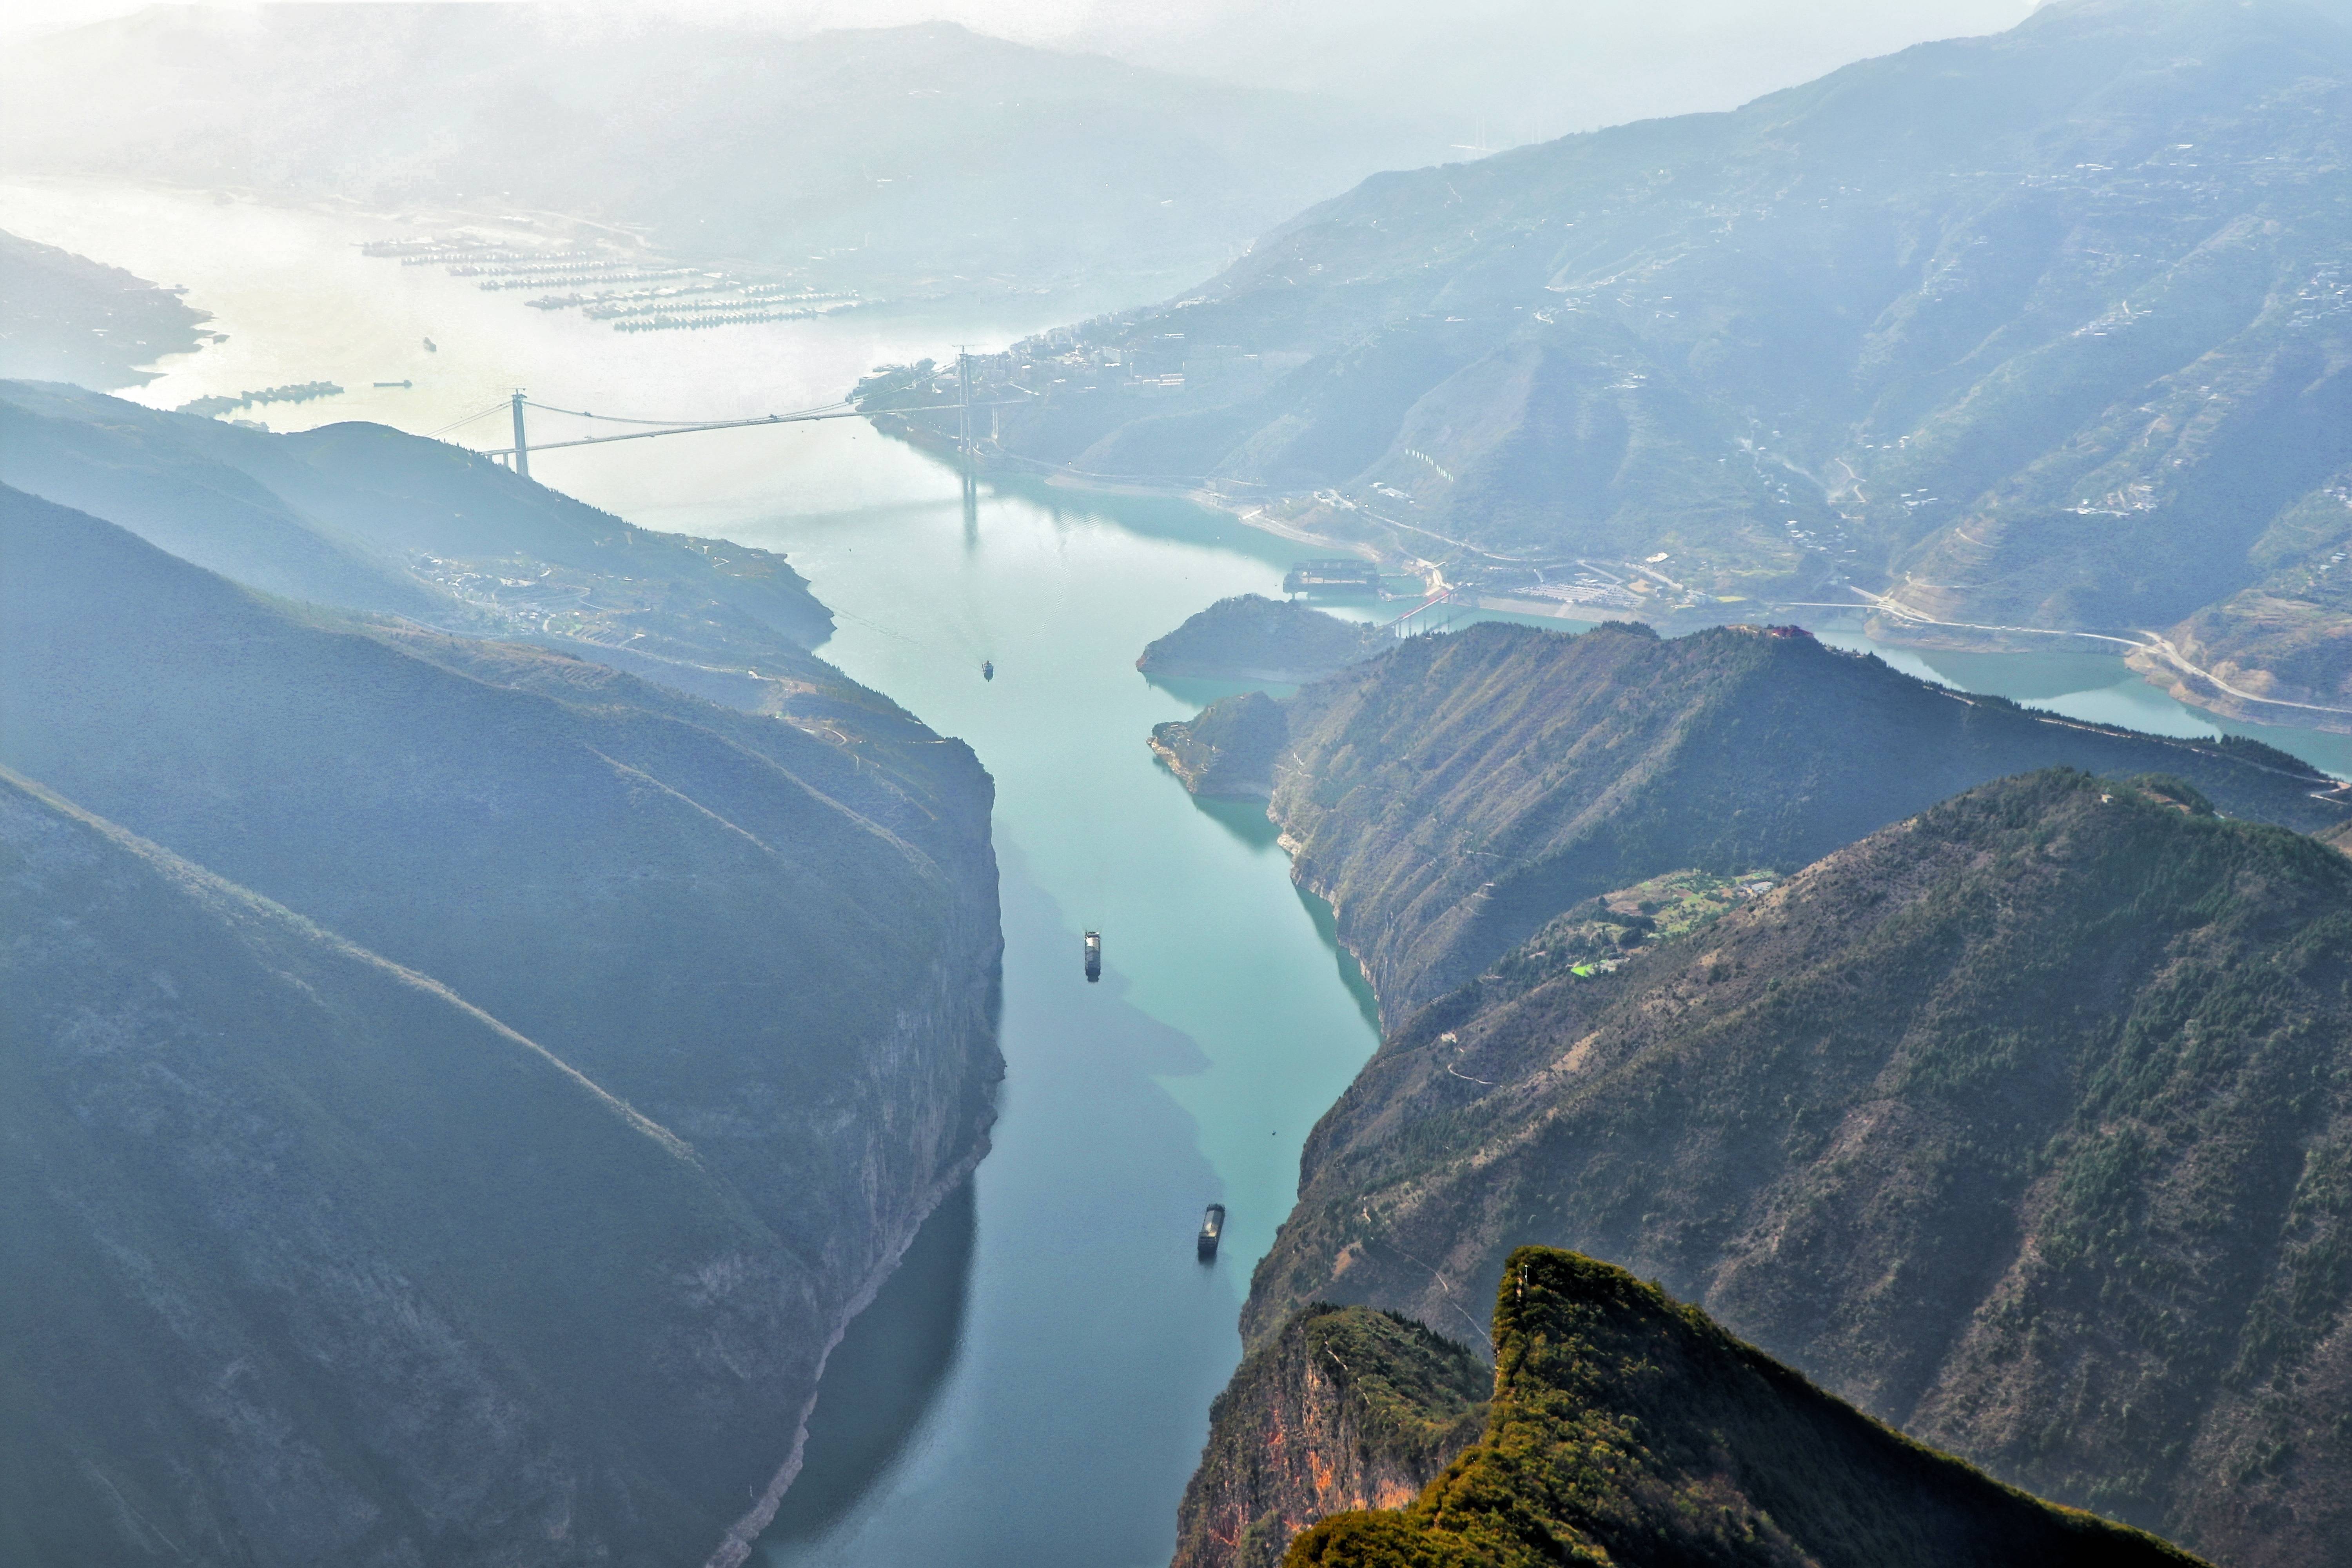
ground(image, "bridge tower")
xmin=510 ymin=390 xmax=530 ymax=479
xmin=955 ymin=349 xmax=972 ymax=461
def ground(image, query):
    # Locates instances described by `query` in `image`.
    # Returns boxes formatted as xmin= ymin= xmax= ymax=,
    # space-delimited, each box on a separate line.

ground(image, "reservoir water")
xmin=7 ymin=178 xmax=2350 ymax=1568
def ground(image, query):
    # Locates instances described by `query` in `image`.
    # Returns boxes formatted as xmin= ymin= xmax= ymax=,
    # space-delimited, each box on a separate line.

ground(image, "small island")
xmin=1136 ymin=593 xmax=1388 ymax=684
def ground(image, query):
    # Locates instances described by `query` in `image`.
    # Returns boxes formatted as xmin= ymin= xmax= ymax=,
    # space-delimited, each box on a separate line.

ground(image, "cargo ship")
xmin=1083 ymin=930 xmax=1102 ymax=982
xmin=1197 ymin=1203 xmax=1226 ymax=1261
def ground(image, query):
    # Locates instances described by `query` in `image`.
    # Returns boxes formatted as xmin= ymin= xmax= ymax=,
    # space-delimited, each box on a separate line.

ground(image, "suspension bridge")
xmin=430 ymin=353 xmax=1001 ymax=478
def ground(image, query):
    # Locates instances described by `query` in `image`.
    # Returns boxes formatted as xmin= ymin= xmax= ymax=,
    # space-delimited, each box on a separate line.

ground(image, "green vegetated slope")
xmin=972 ymin=0 xmax=2352 ymax=717
xmin=1152 ymin=690 xmax=1292 ymax=798
xmin=0 ymin=486 xmax=1002 ymax=1564
xmin=0 ymin=230 xmax=208 ymax=389
xmin=1174 ymin=1304 xmax=1489 ymax=1568
xmin=1285 ymin=1249 xmax=2204 ymax=1568
xmin=0 ymin=771 xmax=823 ymax=1566
xmin=0 ymin=381 xmax=835 ymax=697
xmin=1139 ymin=594 xmax=1391 ymax=682
xmin=1266 ymin=621 xmax=2343 ymax=1016
xmin=1248 ymin=770 xmax=2352 ymax=1564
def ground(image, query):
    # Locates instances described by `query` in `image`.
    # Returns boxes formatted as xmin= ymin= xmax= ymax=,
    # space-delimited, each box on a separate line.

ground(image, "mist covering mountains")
xmin=0 ymin=4 xmax=1446 ymax=299
xmin=943 ymin=0 xmax=2352 ymax=726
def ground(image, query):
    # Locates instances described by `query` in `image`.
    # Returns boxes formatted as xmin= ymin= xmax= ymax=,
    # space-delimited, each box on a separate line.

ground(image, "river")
xmin=6 ymin=178 xmax=2349 ymax=1568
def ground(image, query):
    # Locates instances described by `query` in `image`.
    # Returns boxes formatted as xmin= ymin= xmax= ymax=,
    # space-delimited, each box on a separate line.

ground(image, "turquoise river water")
xmin=5 ymin=179 xmax=2349 ymax=1568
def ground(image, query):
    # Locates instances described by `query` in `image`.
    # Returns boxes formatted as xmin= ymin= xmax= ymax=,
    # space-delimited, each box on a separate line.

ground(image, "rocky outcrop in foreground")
xmin=1282 ymin=1249 xmax=2203 ymax=1568
xmin=1173 ymin=1305 xmax=1486 ymax=1568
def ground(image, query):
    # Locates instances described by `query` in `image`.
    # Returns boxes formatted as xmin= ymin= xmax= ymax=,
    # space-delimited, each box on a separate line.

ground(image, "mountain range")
xmin=1232 ymin=768 xmax=2352 ymax=1564
xmin=942 ymin=0 xmax=2352 ymax=728
xmin=1260 ymin=620 xmax=2345 ymax=1017
xmin=0 ymin=7 xmax=1445 ymax=301
xmin=0 ymin=445 xmax=1000 ymax=1561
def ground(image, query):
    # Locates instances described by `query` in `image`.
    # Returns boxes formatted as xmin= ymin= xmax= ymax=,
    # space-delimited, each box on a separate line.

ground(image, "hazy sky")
xmin=4 ymin=0 xmax=2042 ymax=141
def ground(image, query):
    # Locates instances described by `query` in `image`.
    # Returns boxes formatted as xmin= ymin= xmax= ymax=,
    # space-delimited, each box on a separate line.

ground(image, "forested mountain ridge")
xmin=1262 ymin=620 xmax=2344 ymax=1018
xmin=0 ymin=486 xmax=1003 ymax=1565
xmin=967 ymin=0 xmax=2352 ymax=725
xmin=1242 ymin=771 xmax=2352 ymax=1564
xmin=1280 ymin=1249 xmax=2206 ymax=1568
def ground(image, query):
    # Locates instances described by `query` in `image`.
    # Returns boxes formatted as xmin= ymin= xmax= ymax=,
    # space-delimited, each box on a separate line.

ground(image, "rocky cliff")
xmin=1285 ymin=1248 xmax=2205 ymax=1568
xmin=1173 ymin=1305 xmax=1487 ymax=1568
xmin=0 ymin=485 xmax=1002 ymax=1566
xmin=1139 ymin=595 xmax=1390 ymax=684
xmin=1264 ymin=621 xmax=2345 ymax=1018
xmin=1243 ymin=770 xmax=2352 ymax=1564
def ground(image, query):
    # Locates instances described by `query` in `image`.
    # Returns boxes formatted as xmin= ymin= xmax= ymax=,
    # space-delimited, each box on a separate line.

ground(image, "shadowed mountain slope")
xmin=0 ymin=485 xmax=1002 ymax=1564
xmin=0 ymin=770 xmax=819 ymax=1566
xmin=1245 ymin=771 xmax=2352 ymax=1563
xmin=1263 ymin=621 xmax=2344 ymax=1017
xmin=0 ymin=380 xmax=835 ymax=686
xmin=964 ymin=0 xmax=2352 ymax=724
xmin=1282 ymin=1249 xmax=2203 ymax=1568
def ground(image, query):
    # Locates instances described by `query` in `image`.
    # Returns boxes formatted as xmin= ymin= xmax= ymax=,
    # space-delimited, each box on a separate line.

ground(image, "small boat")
xmin=1197 ymin=1204 xmax=1226 ymax=1261
xmin=372 ymin=379 xmax=413 ymax=389
xmin=1083 ymin=930 xmax=1102 ymax=983
xmin=982 ymin=660 xmax=995 ymax=681
xmin=421 ymin=337 xmax=437 ymax=352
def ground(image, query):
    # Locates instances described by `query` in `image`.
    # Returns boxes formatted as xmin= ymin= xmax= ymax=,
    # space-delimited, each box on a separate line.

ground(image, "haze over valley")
xmin=5 ymin=3 xmax=2352 ymax=1567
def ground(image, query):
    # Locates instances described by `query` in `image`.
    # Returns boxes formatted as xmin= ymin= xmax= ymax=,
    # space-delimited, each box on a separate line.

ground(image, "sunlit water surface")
xmin=5 ymin=179 xmax=2348 ymax=1568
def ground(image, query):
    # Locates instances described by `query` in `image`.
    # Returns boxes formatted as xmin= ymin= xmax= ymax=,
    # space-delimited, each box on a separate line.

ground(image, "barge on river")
xmin=1197 ymin=1203 xmax=1225 ymax=1261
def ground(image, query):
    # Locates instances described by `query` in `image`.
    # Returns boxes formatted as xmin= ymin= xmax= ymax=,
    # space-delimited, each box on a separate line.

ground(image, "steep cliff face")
xmin=1245 ymin=771 xmax=2352 ymax=1564
xmin=0 ymin=487 xmax=1002 ymax=1566
xmin=1286 ymin=1249 xmax=2205 ymax=1568
xmin=1152 ymin=690 xmax=1291 ymax=798
xmin=1266 ymin=621 xmax=2344 ymax=1018
xmin=1174 ymin=1305 xmax=1487 ymax=1568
